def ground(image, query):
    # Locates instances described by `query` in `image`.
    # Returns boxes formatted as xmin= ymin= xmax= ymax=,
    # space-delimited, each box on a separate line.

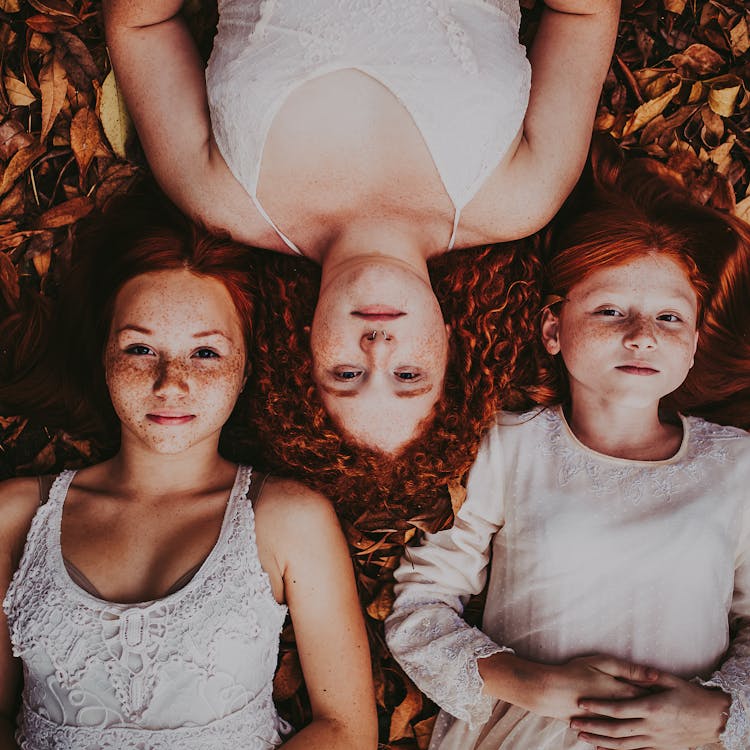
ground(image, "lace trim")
xmin=700 ymin=668 xmax=750 ymax=750
xmin=538 ymin=408 xmax=739 ymax=505
xmin=18 ymin=697 xmax=285 ymax=750
xmin=386 ymin=598 xmax=511 ymax=728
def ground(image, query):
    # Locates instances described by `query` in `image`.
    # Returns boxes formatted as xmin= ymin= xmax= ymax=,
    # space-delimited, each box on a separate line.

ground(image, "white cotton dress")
xmin=385 ymin=407 xmax=750 ymax=750
xmin=205 ymin=0 xmax=531 ymax=253
xmin=3 ymin=466 xmax=291 ymax=750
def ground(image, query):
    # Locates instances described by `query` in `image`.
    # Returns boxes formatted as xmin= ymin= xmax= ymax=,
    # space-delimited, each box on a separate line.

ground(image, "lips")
xmin=352 ymin=306 xmax=405 ymax=321
xmin=146 ymin=414 xmax=196 ymax=425
xmin=616 ymin=365 xmax=659 ymax=376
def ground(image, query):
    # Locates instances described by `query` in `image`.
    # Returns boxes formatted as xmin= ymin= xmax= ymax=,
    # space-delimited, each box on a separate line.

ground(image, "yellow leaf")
xmin=622 ymin=83 xmax=681 ymax=137
xmin=729 ymin=16 xmax=750 ymax=56
xmin=707 ymin=75 xmax=743 ymax=117
xmin=39 ymin=51 xmax=68 ymax=142
xmin=3 ymin=74 xmax=35 ymax=106
xmin=707 ymin=135 xmax=737 ymax=175
xmin=389 ymin=679 xmax=422 ymax=741
xmin=663 ymin=0 xmax=686 ymax=12
xmin=99 ymin=69 xmax=133 ymax=159
xmin=0 ymin=0 xmax=21 ymax=11
xmin=366 ymin=583 xmax=394 ymax=621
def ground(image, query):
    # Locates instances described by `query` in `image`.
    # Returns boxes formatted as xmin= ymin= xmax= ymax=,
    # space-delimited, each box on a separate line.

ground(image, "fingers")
xmin=589 ymin=656 xmax=660 ymax=685
xmin=577 ymin=696 xmax=650 ymax=720
xmin=570 ymin=719 xmax=653 ymax=750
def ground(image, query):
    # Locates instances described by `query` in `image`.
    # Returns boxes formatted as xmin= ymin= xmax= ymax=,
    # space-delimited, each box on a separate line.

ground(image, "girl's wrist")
xmin=477 ymin=652 xmax=547 ymax=711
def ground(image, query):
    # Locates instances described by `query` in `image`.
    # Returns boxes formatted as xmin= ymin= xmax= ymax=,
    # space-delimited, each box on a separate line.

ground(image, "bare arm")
xmin=0 ymin=478 xmax=42 ymax=750
xmin=480 ymin=0 xmax=620 ymax=238
xmin=102 ymin=1 xmax=258 ymax=240
xmin=255 ymin=479 xmax=377 ymax=749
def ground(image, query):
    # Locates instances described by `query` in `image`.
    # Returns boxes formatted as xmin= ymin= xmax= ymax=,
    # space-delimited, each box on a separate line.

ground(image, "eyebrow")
xmin=116 ymin=325 xmax=231 ymax=340
xmin=319 ymin=383 xmax=435 ymax=398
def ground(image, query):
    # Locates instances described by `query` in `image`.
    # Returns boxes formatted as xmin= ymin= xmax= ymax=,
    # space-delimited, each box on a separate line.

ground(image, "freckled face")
xmin=104 ymin=269 xmax=247 ymax=455
xmin=541 ymin=254 xmax=700 ymax=410
xmin=310 ymin=257 xmax=449 ymax=454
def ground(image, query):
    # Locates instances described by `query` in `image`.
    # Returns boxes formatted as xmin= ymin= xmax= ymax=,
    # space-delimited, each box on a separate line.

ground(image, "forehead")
xmin=111 ymin=269 xmax=241 ymax=330
xmin=571 ymin=254 xmax=697 ymax=302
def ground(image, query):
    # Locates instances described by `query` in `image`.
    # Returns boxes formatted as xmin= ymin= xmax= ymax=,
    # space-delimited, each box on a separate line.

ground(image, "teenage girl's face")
xmin=310 ymin=256 xmax=450 ymax=454
xmin=541 ymin=253 xmax=700 ymax=411
xmin=104 ymin=269 xmax=247 ymax=455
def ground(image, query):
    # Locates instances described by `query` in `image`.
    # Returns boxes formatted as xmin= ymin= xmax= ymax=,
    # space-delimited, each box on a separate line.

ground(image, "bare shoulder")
xmin=0 ymin=477 xmax=42 ymax=565
xmin=254 ymin=475 xmax=339 ymax=532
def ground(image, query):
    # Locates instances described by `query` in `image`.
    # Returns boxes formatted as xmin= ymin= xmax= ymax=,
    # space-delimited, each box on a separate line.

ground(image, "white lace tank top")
xmin=3 ymin=466 xmax=290 ymax=750
xmin=206 ymin=0 xmax=532 ymax=253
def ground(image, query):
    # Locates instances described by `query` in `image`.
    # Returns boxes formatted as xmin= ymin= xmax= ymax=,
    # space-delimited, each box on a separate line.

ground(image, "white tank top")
xmin=3 ymin=466 xmax=291 ymax=750
xmin=206 ymin=0 xmax=532 ymax=254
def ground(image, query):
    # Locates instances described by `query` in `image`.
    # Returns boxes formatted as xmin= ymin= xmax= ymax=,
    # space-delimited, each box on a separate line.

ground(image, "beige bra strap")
xmin=37 ymin=474 xmax=57 ymax=506
xmin=247 ymin=470 xmax=268 ymax=507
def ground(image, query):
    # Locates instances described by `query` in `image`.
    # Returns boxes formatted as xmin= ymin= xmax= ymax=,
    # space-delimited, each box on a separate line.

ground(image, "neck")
xmin=565 ymin=396 xmax=682 ymax=461
xmin=317 ymin=221 xmax=434 ymax=285
xmin=106 ymin=437 xmax=234 ymax=500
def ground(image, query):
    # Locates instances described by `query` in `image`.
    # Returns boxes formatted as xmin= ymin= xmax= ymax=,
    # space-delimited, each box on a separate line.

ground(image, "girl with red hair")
xmin=0 ymin=187 xmax=376 ymax=750
xmin=385 ymin=149 xmax=750 ymax=749
xmin=102 ymin=0 xmax=620 ymax=454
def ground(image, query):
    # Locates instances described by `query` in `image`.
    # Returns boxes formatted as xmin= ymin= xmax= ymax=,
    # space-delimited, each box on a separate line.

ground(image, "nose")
xmin=359 ymin=329 xmax=394 ymax=364
xmin=623 ymin=315 xmax=657 ymax=350
xmin=153 ymin=358 xmax=189 ymax=396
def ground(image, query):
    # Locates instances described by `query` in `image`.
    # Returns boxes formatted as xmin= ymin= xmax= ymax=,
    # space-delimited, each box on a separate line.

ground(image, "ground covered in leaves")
xmin=0 ymin=0 xmax=748 ymax=747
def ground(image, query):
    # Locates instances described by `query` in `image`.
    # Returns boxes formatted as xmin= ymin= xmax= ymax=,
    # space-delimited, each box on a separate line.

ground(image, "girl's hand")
xmin=570 ymin=670 xmax=731 ymax=749
xmin=532 ymin=655 xmax=659 ymax=721
xmin=480 ymin=653 xmax=659 ymax=722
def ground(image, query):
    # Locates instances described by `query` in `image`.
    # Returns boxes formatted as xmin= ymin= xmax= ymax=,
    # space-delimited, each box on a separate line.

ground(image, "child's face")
xmin=104 ymin=269 xmax=247 ymax=455
xmin=541 ymin=254 xmax=700 ymax=411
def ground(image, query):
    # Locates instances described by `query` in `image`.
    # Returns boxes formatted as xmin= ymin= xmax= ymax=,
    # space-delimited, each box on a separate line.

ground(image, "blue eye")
xmin=193 ymin=348 xmax=220 ymax=359
xmin=395 ymin=370 xmax=421 ymax=381
xmin=334 ymin=369 xmax=363 ymax=380
xmin=125 ymin=344 xmax=153 ymax=356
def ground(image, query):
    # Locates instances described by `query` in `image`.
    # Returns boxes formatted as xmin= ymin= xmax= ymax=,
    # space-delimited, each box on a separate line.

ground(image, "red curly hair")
xmin=532 ymin=138 xmax=750 ymax=429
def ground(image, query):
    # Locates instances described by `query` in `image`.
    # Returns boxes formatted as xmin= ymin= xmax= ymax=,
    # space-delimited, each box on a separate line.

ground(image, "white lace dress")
xmin=3 ymin=466 xmax=291 ymax=750
xmin=385 ymin=407 xmax=750 ymax=750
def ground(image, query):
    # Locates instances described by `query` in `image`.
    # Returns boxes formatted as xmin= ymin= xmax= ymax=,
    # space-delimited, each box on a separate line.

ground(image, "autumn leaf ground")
xmin=0 ymin=1 xmax=748 ymax=747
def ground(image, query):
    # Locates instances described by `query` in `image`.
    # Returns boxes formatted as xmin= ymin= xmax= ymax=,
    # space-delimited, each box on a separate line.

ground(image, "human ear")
xmin=541 ymin=309 xmax=561 ymax=355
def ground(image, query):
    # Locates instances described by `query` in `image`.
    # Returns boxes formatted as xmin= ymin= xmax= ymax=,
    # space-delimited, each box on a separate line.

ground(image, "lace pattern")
xmin=4 ymin=467 xmax=289 ymax=749
xmin=386 ymin=595 xmax=510 ymax=728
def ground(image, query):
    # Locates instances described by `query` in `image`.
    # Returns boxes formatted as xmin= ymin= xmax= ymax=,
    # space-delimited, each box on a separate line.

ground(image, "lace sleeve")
xmin=699 ymin=491 xmax=750 ymax=749
xmin=385 ymin=427 xmax=511 ymax=729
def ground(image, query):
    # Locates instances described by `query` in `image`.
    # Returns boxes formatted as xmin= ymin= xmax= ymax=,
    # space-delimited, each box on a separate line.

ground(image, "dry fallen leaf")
xmin=39 ymin=49 xmax=68 ymax=142
xmin=3 ymin=73 xmax=36 ymax=106
xmin=35 ymin=196 xmax=93 ymax=228
xmin=390 ymin=679 xmax=423 ymax=741
xmin=621 ymin=82 xmax=682 ymax=137
xmin=0 ymin=142 xmax=46 ymax=198
xmin=70 ymin=106 xmax=102 ymax=182
xmin=99 ymin=69 xmax=134 ymax=160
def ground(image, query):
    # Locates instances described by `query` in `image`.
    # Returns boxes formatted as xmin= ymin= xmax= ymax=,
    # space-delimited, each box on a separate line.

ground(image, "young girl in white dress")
xmin=101 ymin=0 xmax=620 ymax=453
xmin=0 ymin=192 xmax=377 ymax=750
xmin=385 ymin=151 xmax=750 ymax=749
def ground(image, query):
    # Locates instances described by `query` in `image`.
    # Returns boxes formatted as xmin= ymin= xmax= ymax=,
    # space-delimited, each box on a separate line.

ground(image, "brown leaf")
xmin=94 ymin=162 xmax=142 ymax=209
xmin=700 ymin=106 xmax=725 ymax=149
xmin=3 ymin=73 xmax=35 ymax=106
xmin=39 ymin=50 xmax=68 ymax=142
xmin=26 ymin=14 xmax=76 ymax=33
xmin=621 ymin=83 xmax=681 ymax=137
xmin=272 ymin=650 xmax=303 ymax=701
xmin=0 ymin=182 xmax=26 ymax=217
xmin=737 ymin=194 xmax=750 ymax=223
xmin=366 ymin=582 xmax=394 ymax=621
xmin=70 ymin=106 xmax=101 ymax=181
xmin=0 ymin=142 xmax=45 ymax=198
xmin=729 ymin=16 xmax=750 ymax=56
xmin=663 ymin=0 xmax=686 ymax=13
xmin=448 ymin=477 xmax=467 ymax=514
xmin=0 ymin=251 xmax=20 ymax=306
xmin=0 ymin=119 xmax=35 ymax=161
xmin=707 ymin=135 xmax=737 ymax=175
xmin=414 ymin=716 xmax=437 ymax=750
xmin=57 ymin=31 xmax=99 ymax=90
xmin=389 ymin=679 xmax=423 ymax=741
xmin=668 ymin=44 xmax=725 ymax=76
xmin=0 ymin=0 xmax=20 ymax=11
xmin=36 ymin=196 xmax=93 ymax=228
xmin=28 ymin=0 xmax=78 ymax=19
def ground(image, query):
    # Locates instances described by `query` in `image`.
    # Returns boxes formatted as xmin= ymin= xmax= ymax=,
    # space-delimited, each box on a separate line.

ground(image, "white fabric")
xmin=385 ymin=407 xmax=750 ymax=749
xmin=206 ymin=0 xmax=532 ymax=254
xmin=3 ymin=466 xmax=291 ymax=750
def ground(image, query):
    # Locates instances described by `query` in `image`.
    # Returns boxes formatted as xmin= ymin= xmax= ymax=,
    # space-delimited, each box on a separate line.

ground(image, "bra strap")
xmin=37 ymin=474 xmax=57 ymax=506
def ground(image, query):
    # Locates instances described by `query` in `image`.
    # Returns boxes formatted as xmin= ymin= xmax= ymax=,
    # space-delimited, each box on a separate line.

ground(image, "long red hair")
xmin=0 ymin=182 xmax=259 ymax=450
xmin=533 ymin=138 xmax=750 ymax=428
